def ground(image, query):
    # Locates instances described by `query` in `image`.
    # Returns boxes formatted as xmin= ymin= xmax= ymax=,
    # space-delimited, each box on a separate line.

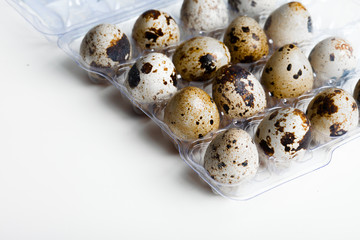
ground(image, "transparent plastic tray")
xmin=8 ymin=0 xmax=360 ymax=200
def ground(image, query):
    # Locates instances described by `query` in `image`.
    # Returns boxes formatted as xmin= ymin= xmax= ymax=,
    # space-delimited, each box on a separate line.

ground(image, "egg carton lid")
xmin=6 ymin=0 xmax=180 ymax=36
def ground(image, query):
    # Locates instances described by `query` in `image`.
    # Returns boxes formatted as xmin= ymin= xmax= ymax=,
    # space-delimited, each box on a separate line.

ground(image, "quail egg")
xmin=80 ymin=23 xmax=131 ymax=82
xmin=213 ymin=64 xmax=266 ymax=119
xmin=264 ymin=2 xmax=313 ymax=48
xmin=228 ymin=0 xmax=277 ymax=19
xmin=255 ymin=107 xmax=311 ymax=162
xmin=132 ymin=9 xmax=180 ymax=50
xmin=204 ymin=128 xmax=259 ymax=184
xmin=181 ymin=0 xmax=229 ymax=32
xmin=309 ymin=37 xmax=357 ymax=86
xmin=354 ymin=79 xmax=360 ymax=104
xmin=261 ymin=44 xmax=314 ymax=99
xmin=164 ymin=86 xmax=220 ymax=140
xmin=173 ymin=36 xmax=231 ymax=82
xmin=224 ymin=16 xmax=269 ymax=63
xmin=125 ymin=53 xmax=177 ymax=103
xmin=306 ymin=88 xmax=359 ymax=143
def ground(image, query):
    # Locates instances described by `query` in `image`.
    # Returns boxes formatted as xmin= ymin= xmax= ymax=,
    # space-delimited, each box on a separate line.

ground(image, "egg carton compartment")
xmin=8 ymin=0 xmax=360 ymax=200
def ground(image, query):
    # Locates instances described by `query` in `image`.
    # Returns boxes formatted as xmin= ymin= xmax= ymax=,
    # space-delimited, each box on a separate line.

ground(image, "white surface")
xmin=1 ymin=1 xmax=360 ymax=239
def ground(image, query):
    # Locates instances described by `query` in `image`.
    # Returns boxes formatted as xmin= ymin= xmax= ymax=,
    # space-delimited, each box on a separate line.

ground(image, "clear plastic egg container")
xmin=8 ymin=0 xmax=360 ymax=200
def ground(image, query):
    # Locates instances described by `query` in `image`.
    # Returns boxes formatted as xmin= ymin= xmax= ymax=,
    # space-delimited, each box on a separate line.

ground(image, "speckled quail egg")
xmin=181 ymin=0 xmax=229 ymax=32
xmin=173 ymin=36 xmax=231 ymax=82
xmin=306 ymin=88 xmax=359 ymax=143
xmin=255 ymin=107 xmax=311 ymax=162
xmin=132 ymin=9 xmax=180 ymax=50
xmin=224 ymin=16 xmax=269 ymax=63
xmin=309 ymin=37 xmax=357 ymax=86
xmin=213 ymin=64 xmax=266 ymax=119
xmin=261 ymin=44 xmax=314 ymax=99
xmin=164 ymin=86 xmax=220 ymax=140
xmin=354 ymin=79 xmax=360 ymax=104
xmin=228 ymin=0 xmax=277 ymax=19
xmin=125 ymin=53 xmax=177 ymax=103
xmin=204 ymin=128 xmax=259 ymax=184
xmin=80 ymin=23 xmax=131 ymax=81
xmin=264 ymin=2 xmax=313 ymax=48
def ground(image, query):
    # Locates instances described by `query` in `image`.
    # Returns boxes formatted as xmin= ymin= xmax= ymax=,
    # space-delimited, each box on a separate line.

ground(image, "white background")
xmin=1 ymin=1 xmax=360 ymax=239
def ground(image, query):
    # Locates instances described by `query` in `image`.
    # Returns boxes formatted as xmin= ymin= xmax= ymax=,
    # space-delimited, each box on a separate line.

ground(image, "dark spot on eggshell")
xmin=106 ymin=34 xmax=131 ymax=63
xmin=265 ymin=67 xmax=273 ymax=74
xmin=307 ymin=16 xmax=313 ymax=33
xmin=278 ymin=47 xmax=284 ymax=52
xmin=165 ymin=15 xmax=174 ymax=25
xmin=334 ymin=89 xmax=341 ymax=94
xmin=295 ymin=129 xmax=311 ymax=151
xmin=229 ymin=28 xmax=240 ymax=44
xmin=275 ymin=118 xmax=286 ymax=132
xmin=259 ymin=140 xmax=274 ymax=156
xmin=330 ymin=53 xmax=335 ymax=61
xmin=128 ymin=65 xmax=141 ymax=88
xmin=144 ymin=28 xmax=164 ymax=42
xmin=141 ymin=62 xmax=153 ymax=74
xmin=218 ymin=162 xmax=226 ymax=169
xmin=226 ymin=144 xmax=231 ymax=149
xmin=264 ymin=16 xmax=272 ymax=31
xmin=281 ymin=132 xmax=296 ymax=152
xmin=251 ymin=1 xmax=257 ymax=7
xmin=242 ymin=160 xmax=248 ymax=167
xmin=142 ymin=9 xmax=161 ymax=20
xmin=235 ymin=80 xmax=255 ymax=108
xmin=210 ymin=120 xmax=214 ymax=125
xmin=287 ymin=64 xmax=292 ymax=71
xmin=243 ymin=56 xmax=254 ymax=63
xmin=312 ymin=93 xmax=339 ymax=116
xmin=242 ymin=26 xmax=250 ymax=33
xmin=252 ymin=33 xmax=260 ymax=41
xmin=199 ymin=134 xmax=204 ymax=139
xmin=199 ymin=54 xmax=217 ymax=74
xmin=330 ymin=123 xmax=347 ymax=137
xmin=293 ymin=70 xmax=302 ymax=79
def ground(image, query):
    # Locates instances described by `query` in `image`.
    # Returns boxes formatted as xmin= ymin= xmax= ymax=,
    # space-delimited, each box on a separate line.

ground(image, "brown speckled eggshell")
xmin=264 ymin=2 xmax=312 ymax=48
xmin=204 ymin=128 xmax=259 ymax=184
xmin=132 ymin=9 xmax=180 ymax=50
xmin=307 ymin=88 xmax=359 ymax=143
xmin=255 ymin=107 xmax=311 ymax=161
xmin=80 ymin=23 xmax=131 ymax=69
xmin=228 ymin=0 xmax=277 ymax=19
xmin=213 ymin=64 xmax=266 ymax=119
xmin=181 ymin=0 xmax=229 ymax=32
xmin=261 ymin=44 xmax=314 ymax=99
xmin=224 ymin=16 xmax=269 ymax=63
xmin=164 ymin=86 xmax=220 ymax=140
xmin=173 ymin=36 xmax=231 ymax=82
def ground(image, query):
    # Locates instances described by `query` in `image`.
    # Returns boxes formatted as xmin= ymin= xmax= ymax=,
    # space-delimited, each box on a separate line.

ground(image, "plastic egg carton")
xmin=8 ymin=0 xmax=360 ymax=200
